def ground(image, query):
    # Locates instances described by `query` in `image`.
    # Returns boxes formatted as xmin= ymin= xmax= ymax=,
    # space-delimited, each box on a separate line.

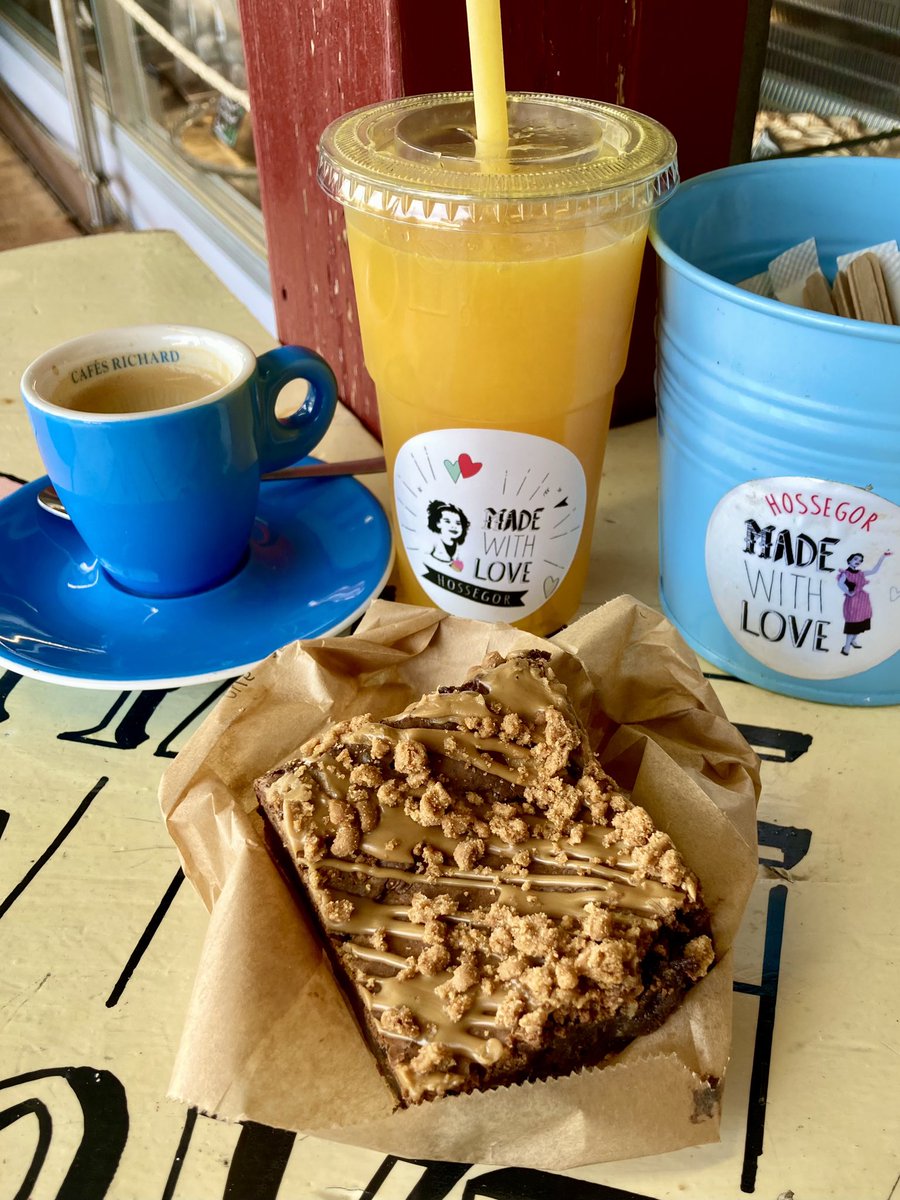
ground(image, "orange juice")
xmin=344 ymin=210 xmax=648 ymax=632
xmin=319 ymin=93 xmax=677 ymax=633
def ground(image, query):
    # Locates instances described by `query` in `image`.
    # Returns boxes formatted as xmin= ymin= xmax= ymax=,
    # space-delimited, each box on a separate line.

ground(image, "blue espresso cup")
xmin=21 ymin=324 xmax=338 ymax=597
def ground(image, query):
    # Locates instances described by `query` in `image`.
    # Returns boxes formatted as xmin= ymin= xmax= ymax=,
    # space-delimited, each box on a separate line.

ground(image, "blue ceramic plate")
xmin=0 ymin=469 xmax=393 ymax=688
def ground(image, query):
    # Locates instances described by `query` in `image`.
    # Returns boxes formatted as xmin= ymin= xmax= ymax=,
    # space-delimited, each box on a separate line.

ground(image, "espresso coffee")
xmin=63 ymin=364 xmax=231 ymax=415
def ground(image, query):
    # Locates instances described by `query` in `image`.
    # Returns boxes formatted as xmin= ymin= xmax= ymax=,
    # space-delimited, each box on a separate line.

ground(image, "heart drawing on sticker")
xmin=458 ymin=453 xmax=482 ymax=479
xmin=443 ymin=458 xmax=462 ymax=483
xmin=543 ymin=576 xmax=560 ymax=599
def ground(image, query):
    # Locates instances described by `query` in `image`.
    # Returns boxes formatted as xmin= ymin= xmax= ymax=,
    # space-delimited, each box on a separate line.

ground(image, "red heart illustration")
xmin=458 ymin=453 xmax=483 ymax=479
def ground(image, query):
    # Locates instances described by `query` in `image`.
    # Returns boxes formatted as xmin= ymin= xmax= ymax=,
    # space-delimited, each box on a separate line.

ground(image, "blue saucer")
xmin=0 ymin=469 xmax=393 ymax=688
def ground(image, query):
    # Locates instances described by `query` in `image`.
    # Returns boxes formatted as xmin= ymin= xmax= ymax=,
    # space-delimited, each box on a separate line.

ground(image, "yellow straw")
xmin=465 ymin=0 xmax=509 ymax=159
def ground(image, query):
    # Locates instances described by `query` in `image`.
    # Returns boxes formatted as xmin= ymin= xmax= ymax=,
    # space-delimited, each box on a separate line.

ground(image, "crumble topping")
xmin=257 ymin=650 xmax=713 ymax=1105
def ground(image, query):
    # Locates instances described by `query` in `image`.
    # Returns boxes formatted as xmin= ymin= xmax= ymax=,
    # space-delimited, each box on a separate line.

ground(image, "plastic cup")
xmin=319 ymin=92 xmax=676 ymax=634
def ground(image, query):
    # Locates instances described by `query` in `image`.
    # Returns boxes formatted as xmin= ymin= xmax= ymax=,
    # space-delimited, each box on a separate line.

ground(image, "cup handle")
xmin=254 ymin=345 xmax=338 ymax=473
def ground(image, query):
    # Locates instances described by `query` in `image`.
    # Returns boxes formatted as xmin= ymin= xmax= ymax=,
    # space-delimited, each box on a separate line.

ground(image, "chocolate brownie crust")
xmin=257 ymin=651 xmax=714 ymax=1105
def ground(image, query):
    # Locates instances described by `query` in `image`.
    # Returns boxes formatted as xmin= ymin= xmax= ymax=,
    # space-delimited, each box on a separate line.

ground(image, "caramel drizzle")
xmin=321 ymin=856 xmax=677 ymax=919
xmin=345 ymin=944 xmax=504 ymax=1059
xmin=359 ymin=801 xmax=642 ymax=872
xmin=276 ymin=656 xmax=689 ymax=1098
xmin=341 ymin=723 xmax=534 ymax=787
xmin=315 ymin=852 xmax=671 ymax=1078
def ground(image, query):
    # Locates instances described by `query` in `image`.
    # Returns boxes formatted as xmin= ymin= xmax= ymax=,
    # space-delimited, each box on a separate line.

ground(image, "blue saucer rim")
xmin=0 ymin=470 xmax=394 ymax=690
xmin=0 ymin=551 xmax=394 ymax=690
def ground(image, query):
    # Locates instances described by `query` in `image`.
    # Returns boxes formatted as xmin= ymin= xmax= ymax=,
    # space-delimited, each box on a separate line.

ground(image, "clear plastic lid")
xmin=318 ymin=92 xmax=677 ymax=229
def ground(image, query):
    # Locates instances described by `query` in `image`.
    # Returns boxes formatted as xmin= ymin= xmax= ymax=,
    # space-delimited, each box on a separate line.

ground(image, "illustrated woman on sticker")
xmin=837 ymin=550 xmax=892 ymax=655
xmin=426 ymin=500 xmax=470 ymax=571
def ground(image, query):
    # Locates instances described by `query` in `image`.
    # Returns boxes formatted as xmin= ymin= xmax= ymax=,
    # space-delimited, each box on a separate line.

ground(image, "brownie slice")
xmin=256 ymin=650 xmax=714 ymax=1106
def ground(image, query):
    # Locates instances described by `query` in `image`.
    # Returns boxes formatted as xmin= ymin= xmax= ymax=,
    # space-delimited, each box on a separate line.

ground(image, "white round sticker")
xmin=393 ymin=429 xmax=587 ymax=622
xmin=706 ymin=476 xmax=900 ymax=679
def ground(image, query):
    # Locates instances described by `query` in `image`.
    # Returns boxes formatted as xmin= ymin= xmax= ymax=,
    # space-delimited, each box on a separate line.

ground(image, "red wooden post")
xmin=239 ymin=0 xmax=755 ymax=434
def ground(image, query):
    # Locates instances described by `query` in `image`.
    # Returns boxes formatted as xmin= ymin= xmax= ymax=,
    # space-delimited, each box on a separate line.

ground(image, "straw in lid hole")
xmin=318 ymin=91 xmax=678 ymax=230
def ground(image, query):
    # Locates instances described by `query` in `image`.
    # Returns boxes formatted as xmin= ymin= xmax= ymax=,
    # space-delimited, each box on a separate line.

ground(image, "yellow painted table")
xmin=1 ymin=232 xmax=897 ymax=1200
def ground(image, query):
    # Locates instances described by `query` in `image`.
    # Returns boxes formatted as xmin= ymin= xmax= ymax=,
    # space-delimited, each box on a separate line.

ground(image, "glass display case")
xmin=0 ymin=0 xmax=272 ymax=326
xmin=1 ymin=0 xmax=61 ymax=56
xmin=752 ymin=0 xmax=900 ymax=158
xmin=93 ymin=0 xmax=260 ymax=210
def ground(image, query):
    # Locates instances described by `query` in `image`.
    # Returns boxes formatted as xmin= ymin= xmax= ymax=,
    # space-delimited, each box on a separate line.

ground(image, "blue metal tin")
xmin=650 ymin=158 xmax=900 ymax=705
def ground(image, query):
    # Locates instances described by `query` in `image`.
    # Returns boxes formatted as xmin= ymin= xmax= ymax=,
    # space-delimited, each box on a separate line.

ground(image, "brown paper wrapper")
xmin=159 ymin=596 xmax=760 ymax=1169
